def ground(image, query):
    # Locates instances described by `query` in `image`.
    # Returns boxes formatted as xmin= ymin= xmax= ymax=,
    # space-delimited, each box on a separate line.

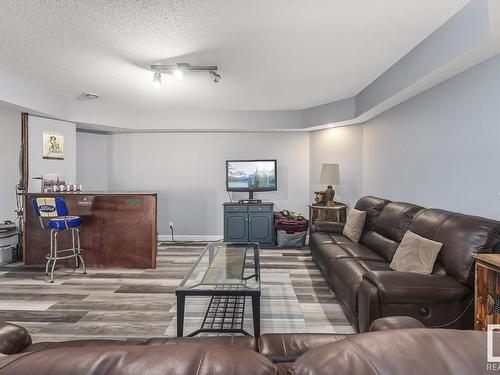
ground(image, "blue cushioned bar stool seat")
xmin=32 ymin=197 xmax=86 ymax=283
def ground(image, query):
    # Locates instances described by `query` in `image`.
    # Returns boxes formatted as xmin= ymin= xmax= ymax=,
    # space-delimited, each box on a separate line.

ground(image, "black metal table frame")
xmin=175 ymin=243 xmax=261 ymax=338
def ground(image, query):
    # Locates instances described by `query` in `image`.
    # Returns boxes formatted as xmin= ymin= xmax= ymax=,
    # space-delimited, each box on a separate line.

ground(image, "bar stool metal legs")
xmin=44 ymin=228 xmax=86 ymax=283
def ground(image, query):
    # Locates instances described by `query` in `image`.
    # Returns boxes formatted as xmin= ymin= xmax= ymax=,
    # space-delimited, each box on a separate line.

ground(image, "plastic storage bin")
xmin=0 ymin=245 xmax=15 ymax=264
xmin=276 ymin=230 xmax=307 ymax=248
xmin=0 ymin=223 xmax=18 ymax=264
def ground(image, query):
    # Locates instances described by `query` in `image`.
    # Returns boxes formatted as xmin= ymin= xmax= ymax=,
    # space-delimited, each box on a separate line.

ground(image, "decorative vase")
xmin=324 ymin=185 xmax=335 ymax=207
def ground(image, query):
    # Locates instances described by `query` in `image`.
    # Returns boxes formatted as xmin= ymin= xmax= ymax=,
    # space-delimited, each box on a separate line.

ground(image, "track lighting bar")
xmin=150 ymin=63 xmax=221 ymax=85
xmin=150 ymin=63 xmax=218 ymax=72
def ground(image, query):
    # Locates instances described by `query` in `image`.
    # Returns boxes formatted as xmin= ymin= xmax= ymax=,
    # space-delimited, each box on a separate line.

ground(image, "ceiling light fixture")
xmin=173 ymin=69 xmax=184 ymax=80
xmin=150 ymin=63 xmax=220 ymax=84
xmin=153 ymin=71 xmax=162 ymax=86
xmin=83 ymin=92 xmax=99 ymax=99
xmin=209 ymin=70 xmax=221 ymax=83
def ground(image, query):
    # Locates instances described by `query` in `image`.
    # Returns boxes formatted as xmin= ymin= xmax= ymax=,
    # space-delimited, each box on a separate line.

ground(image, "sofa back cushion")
xmin=363 ymin=202 xmax=424 ymax=261
xmin=375 ymin=202 xmax=424 ymax=242
xmin=411 ymin=209 xmax=500 ymax=286
xmin=293 ymin=329 xmax=499 ymax=375
xmin=0 ymin=345 xmax=276 ymax=375
xmin=354 ymin=196 xmax=391 ymax=231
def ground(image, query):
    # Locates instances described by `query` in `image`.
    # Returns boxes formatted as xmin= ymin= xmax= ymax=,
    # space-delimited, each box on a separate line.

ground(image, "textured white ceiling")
xmin=0 ymin=0 xmax=468 ymax=111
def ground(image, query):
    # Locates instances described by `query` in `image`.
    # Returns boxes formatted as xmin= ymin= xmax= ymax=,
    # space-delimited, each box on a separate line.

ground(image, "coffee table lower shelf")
xmin=176 ymin=289 xmax=261 ymax=337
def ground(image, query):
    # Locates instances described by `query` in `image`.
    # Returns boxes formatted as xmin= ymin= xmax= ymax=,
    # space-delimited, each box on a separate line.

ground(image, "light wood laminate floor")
xmin=0 ymin=244 xmax=354 ymax=342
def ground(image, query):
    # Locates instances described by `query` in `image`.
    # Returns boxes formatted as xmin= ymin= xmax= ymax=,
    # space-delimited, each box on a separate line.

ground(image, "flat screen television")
xmin=226 ymin=159 xmax=277 ymax=201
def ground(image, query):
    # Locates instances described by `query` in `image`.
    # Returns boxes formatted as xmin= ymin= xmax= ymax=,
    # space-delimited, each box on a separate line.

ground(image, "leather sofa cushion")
xmin=332 ymin=260 xmax=390 ymax=318
xmin=390 ymin=230 xmax=443 ymax=274
xmin=310 ymin=235 xmax=386 ymax=284
xmin=375 ymin=202 xmax=424 ymax=243
xmin=0 ymin=345 xmax=275 ymax=375
xmin=342 ymin=208 xmax=366 ymax=243
xmin=275 ymin=362 xmax=293 ymax=375
xmin=0 ymin=322 xmax=32 ymax=355
xmin=360 ymin=231 xmax=399 ymax=261
xmin=25 ymin=336 xmax=257 ymax=353
xmin=338 ymin=243 xmax=385 ymax=262
xmin=310 ymin=242 xmax=350 ymax=276
xmin=311 ymin=221 xmax=344 ymax=234
xmin=411 ymin=209 xmax=500 ymax=286
xmin=293 ymin=329 xmax=500 ymax=375
xmin=354 ymin=196 xmax=391 ymax=231
xmin=363 ymin=270 xmax=471 ymax=304
xmin=368 ymin=316 xmax=425 ymax=331
xmin=258 ymin=333 xmax=348 ymax=363
xmin=309 ymin=232 xmax=335 ymax=246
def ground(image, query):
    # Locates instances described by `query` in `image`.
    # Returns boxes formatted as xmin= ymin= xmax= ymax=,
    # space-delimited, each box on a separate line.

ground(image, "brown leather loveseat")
xmin=0 ymin=318 xmax=499 ymax=375
xmin=310 ymin=196 xmax=500 ymax=332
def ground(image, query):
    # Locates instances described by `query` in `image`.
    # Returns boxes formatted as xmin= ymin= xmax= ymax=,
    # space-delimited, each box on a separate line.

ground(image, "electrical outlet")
xmin=169 ymin=222 xmax=174 ymax=229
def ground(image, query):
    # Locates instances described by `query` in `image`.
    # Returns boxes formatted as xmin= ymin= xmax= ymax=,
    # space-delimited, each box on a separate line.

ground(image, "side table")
xmin=472 ymin=253 xmax=500 ymax=330
xmin=308 ymin=203 xmax=347 ymax=230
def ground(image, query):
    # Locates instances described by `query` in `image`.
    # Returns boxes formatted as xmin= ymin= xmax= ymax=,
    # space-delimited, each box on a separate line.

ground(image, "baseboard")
xmin=158 ymin=234 xmax=224 ymax=242
xmin=158 ymin=234 xmax=310 ymax=245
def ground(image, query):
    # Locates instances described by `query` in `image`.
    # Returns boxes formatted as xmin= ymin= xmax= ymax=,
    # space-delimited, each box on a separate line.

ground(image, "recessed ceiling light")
xmin=83 ymin=92 xmax=99 ymax=99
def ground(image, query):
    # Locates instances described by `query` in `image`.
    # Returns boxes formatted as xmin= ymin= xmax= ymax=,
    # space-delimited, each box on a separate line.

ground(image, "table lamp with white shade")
xmin=319 ymin=163 xmax=340 ymax=207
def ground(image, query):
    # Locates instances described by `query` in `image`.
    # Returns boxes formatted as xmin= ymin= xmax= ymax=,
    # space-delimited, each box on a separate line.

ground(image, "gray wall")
xmin=76 ymin=131 xmax=108 ymax=191
xmin=105 ymin=132 xmax=310 ymax=236
xmin=309 ymin=125 xmax=363 ymax=209
xmin=362 ymin=52 xmax=500 ymax=219
xmin=0 ymin=107 xmax=20 ymax=221
xmin=309 ymin=53 xmax=500 ymax=220
xmin=28 ymin=116 xmax=76 ymax=192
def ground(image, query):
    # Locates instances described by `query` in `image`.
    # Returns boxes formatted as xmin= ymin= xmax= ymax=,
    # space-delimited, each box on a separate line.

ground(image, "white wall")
xmin=76 ymin=131 xmax=108 ymax=191
xmin=362 ymin=52 xmax=500 ymax=219
xmin=106 ymin=132 xmax=310 ymax=236
xmin=0 ymin=106 xmax=20 ymax=221
xmin=28 ymin=116 xmax=76 ymax=191
xmin=309 ymin=125 xmax=363 ymax=209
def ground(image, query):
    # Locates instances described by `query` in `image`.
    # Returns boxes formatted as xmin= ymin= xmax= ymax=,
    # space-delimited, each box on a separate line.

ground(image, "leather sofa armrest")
xmin=369 ymin=316 xmax=425 ymax=332
xmin=258 ymin=333 xmax=348 ymax=363
xmin=363 ymin=271 xmax=471 ymax=304
xmin=0 ymin=322 xmax=32 ymax=354
xmin=311 ymin=221 xmax=344 ymax=234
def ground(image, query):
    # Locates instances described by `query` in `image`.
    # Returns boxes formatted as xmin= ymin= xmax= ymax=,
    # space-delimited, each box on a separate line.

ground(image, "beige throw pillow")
xmin=342 ymin=208 xmax=366 ymax=243
xmin=390 ymin=230 xmax=443 ymax=274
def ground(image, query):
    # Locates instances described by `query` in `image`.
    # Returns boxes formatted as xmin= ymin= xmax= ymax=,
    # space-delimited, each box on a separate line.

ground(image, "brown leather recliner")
xmin=310 ymin=195 xmax=500 ymax=332
xmin=0 ymin=318 xmax=498 ymax=375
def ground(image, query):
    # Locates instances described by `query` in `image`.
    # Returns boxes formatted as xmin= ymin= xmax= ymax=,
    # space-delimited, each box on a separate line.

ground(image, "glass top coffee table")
xmin=175 ymin=242 xmax=261 ymax=337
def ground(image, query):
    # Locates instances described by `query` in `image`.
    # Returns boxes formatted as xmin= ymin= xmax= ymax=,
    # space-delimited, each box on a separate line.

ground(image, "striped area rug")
xmin=164 ymin=271 xmax=307 ymax=336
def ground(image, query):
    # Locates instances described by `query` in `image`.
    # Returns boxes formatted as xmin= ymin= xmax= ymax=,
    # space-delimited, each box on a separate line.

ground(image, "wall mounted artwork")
xmin=42 ymin=131 xmax=64 ymax=160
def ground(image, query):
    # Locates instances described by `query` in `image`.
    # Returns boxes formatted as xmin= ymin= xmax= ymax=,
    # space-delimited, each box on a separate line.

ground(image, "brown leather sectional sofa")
xmin=310 ymin=196 xmax=500 ymax=332
xmin=1 ymin=318 xmax=498 ymax=375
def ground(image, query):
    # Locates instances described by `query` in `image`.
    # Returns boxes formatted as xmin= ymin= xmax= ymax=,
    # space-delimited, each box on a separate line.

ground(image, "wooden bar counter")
xmin=24 ymin=192 xmax=157 ymax=269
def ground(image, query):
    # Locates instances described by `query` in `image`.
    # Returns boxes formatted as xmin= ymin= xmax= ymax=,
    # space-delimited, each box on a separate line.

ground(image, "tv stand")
xmin=239 ymin=191 xmax=261 ymax=204
xmin=223 ymin=201 xmax=274 ymax=247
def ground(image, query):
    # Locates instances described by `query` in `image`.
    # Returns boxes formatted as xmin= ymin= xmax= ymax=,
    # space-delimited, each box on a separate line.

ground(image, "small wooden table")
xmin=308 ymin=203 xmax=347 ymax=230
xmin=472 ymin=253 xmax=500 ymax=330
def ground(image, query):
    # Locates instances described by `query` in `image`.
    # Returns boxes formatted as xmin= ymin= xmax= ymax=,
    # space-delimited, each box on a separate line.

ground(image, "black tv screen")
xmin=226 ymin=160 xmax=277 ymax=192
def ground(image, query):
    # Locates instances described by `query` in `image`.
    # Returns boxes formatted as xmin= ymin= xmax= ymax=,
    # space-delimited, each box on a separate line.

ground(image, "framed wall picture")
xmin=42 ymin=131 xmax=64 ymax=160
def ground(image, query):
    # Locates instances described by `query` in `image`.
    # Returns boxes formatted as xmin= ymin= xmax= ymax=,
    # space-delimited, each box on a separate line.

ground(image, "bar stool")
xmin=32 ymin=197 xmax=86 ymax=283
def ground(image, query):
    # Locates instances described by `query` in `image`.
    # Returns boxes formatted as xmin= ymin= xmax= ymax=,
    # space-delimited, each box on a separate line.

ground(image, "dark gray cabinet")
xmin=223 ymin=203 xmax=274 ymax=247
